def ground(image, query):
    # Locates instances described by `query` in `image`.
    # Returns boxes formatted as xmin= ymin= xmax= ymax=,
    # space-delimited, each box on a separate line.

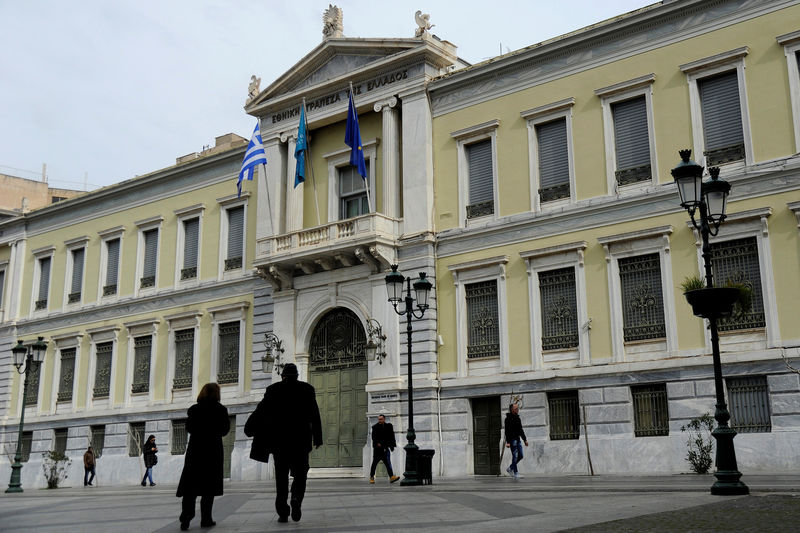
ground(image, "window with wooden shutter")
xmin=466 ymin=139 xmax=494 ymax=219
xmin=225 ymin=206 xmax=244 ymax=270
xmin=104 ymin=238 xmax=120 ymax=296
xmin=69 ymin=248 xmax=84 ymax=303
xmin=612 ymin=96 xmax=651 ymax=185
xmin=536 ymin=118 xmax=570 ymax=202
xmin=141 ymin=229 xmax=158 ymax=288
xmin=36 ymin=256 xmax=50 ymax=310
xmin=182 ymin=218 xmax=199 ymax=280
xmin=698 ymin=70 xmax=745 ymax=165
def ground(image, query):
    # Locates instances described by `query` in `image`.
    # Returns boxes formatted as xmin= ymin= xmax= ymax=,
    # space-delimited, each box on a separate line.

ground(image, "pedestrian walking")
xmin=83 ymin=446 xmax=96 ymax=486
xmin=177 ymin=382 xmax=230 ymax=530
xmin=245 ymin=363 xmax=322 ymax=523
xmin=369 ymin=414 xmax=400 ymax=484
xmin=141 ymin=434 xmax=158 ymax=486
xmin=504 ymin=403 xmax=528 ymax=479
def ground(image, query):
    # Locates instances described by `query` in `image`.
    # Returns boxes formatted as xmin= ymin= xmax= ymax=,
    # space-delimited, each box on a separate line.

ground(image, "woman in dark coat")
xmin=141 ymin=435 xmax=158 ymax=486
xmin=177 ymin=382 xmax=230 ymax=530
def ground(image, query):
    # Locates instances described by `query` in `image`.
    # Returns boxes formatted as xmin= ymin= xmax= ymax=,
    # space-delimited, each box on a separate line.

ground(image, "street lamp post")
xmin=384 ymin=264 xmax=432 ymax=486
xmin=671 ymin=149 xmax=748 ymax=496
xmin=6 ymin=336 xmax=47 ymax=494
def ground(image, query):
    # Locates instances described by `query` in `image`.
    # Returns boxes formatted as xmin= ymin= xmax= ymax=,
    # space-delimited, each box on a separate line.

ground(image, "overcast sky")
xmin=0 ymin=1 xmax=653 ymax=191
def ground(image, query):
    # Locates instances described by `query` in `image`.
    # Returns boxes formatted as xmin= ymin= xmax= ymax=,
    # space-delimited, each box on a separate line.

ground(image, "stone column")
xmin=375 ymin=97 xmax=400 ymax=218
xmin=398 ymin=87 xmax=434 ymax=236
xmin=281 ymin=133 xmax=303 ymax=232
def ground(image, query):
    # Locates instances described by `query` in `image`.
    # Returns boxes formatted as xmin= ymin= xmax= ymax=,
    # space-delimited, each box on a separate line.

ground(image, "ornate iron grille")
xmin=68 ymin=292 xmax=81 ymax=304
xmin=466 ymin=280 xmax=500 ymax=359
xmin=132 ymin=336 xmax=151 ymax=393
xmin=548 ymin=391 xmax=580 ymax=440
xmin=24 ymin=362 xmax=40 ymax=406
xmin=140 ymin=275 xmax=155 ymax=289
xmin=309 ymin=308 xmax=367 ymax=370
xmin=171 ymin=419 xmax=188 ymax=454
xmin=619 ymin=253 xmax=666 ymax=342
xmin=54 ymin=428 xmax=68 ymax=454
xmin=217 ymin=322 xmax=240 ymax=384
xmin=727 ymin=376 xmax=771 ymax=433
xmin=21 ymin=431 xmax=32 ymax=462
xmin=128 ymin=422 xmax=145 ymax=457
xmin=705 ymin=143 xmax=745 ymax=166
xmin=180 ymin=267 xmax=197 ymax=280
xmin=93 ymin=342 xmax=113 ymax=399
xmin=91 ymin=425 xmax=105 ymax=458
xmin=35 ymin=299 xmax=47 ymax=310
xmin=57 ymin=348 xmax=76 ymax=402
xmin=103 ymin=284 xmax=117 ymax=296
xmin=466 ymin=200 xmax=494 ymax=219
xmin=173 ymin=329 xmax=194 ymax=390
xmin=539 ymin=267 xmax=579 ymax=351
xmin=710 ymin=237 xmax=766 ymax=332
xmin=224 ymin=257 xmax=242 ymax=271
xmin=615 ymin=164 xmax=652 ymax=186
xmin=539 ymin=183 xmax=570 ymax=203
xmin=632 ymin=384 xmax=669 ymax=437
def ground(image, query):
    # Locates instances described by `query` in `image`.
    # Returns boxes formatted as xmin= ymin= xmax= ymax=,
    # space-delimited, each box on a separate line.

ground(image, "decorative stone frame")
xmin=85 ymin=325 xmax=121 ymax=411
xmin=97 ymin=226 xmax=125 ymax=303
xmin=688 ymin=207 xmax=778 ymax=351
xmin=680 ymin=47 xmax=753 ymax=170
xmin=134 ymin=215 xmax=164 ymax=298
xmin=777 ymin=31 xmax=800 ymax=153
xmin=208 ymin=302 xmax=250 ymax=400
xmin=217 ymin=193 xmax=249 ymax=281
xmin=447 ymin=255 xmax=509 ymax=377
xmin=520 ymin=241 xmax=590 ymax=371
xmin=30 ymin=245 xmax=55 ymax=318
xmin=594 ymin=74 xmax=658 ymax=196
xmin=50 ymin=332 xmax=83 ymax=415
xmin=322 ymin=139 xmax=379 ymax=223
xmin=597 ymin=226 xmax=678 ymax=363
xmin=165 ymin=310 xmax=203 ymax=402
xmin=0 ymin=259 xmax=8 ymax=321
xmin=123 ymin=318 xmax=160 ymax=408
xmin=521 ymin=98 xmax=576 ymax=212
xmin=62 ymin=236 xmax=89 ymax=311
xmin=173 ymin=204 xmax=205 ymax=289
xmin=451 ymin=119 xmax=500 ymax=227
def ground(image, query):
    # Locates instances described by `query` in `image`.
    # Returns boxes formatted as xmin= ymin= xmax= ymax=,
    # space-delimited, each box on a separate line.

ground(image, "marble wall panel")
xmin=666 ymin=381 xmax=695 ymax=399
xmin=768 ymin=373 xmax=800 ymax=392
xmin=603 ymin=386 xmax=630 ymax=403
xmin=579 ymin=388 xmax=603 ymax=405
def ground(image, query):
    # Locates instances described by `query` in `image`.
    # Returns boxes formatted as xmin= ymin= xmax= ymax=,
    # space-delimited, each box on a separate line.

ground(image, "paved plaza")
xmin=1 ymin=474 xmax=799 ymax=532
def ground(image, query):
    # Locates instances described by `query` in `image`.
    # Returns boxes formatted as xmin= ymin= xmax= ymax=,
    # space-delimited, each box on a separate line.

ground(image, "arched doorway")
xmin=308 ymin=308 xmax=368 ymax=468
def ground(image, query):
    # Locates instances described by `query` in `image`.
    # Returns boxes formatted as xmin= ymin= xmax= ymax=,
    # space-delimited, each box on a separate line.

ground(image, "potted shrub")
xmin=680 ymin=275 xmax=739 ymax=319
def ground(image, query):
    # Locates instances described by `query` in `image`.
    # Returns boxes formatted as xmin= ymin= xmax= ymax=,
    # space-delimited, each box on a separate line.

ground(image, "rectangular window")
xmin=727 ymin=376 xmax=771 ymax=433
xmin=68 ymin=248 xmax=84 ymax=303
xmin=53 ymin=428 xmax=68 ymax=454
xmin=24 ymin=362 xmax=40 ymax=406
xmin=131 ymin=336 xmax=151 ymax=394
xmin=93 ymin=342 xmax=113 ymax=399
xmin=465 ymin=280 xmax=499 ymax=359
xmin=538 ymin=267 xmax=579 ymax=351
xmin=698 ymin=70 xmax=745 ymax=166
xmin=20 ymin=431 xmax=32 ymax=462
xmin=141 ymin=229 xmax=158 ymax=288
xmin=536 ymin=118 xmax=570 ymax=202
xmin=128 ymin=422 xmax=145 ymax=457
xmin=181 ymin=218 xmax=199 ymax=280
xmin=0 ymin=268 xmax=6 ymax=308
xmin=57 ymin=347 xmax=76 ymax=402
xmin=338 ymin=163 xmax=371 ymax=219
xmin=217 ymin=322 xmax=240 ymax=384
xmin=710 ymin=236 xmax=765 ymax=332
xmin=225 ymin=206 xmax=244 ymax=270
xmin=171 ymin=419 xmax=188 ymax=455
xmin=90 ymin=425 xmax=105 ymax=458
xmin=548 ymin=390 xmax=580 ymax=440
xmin=466 ymin=139 xmax=494 ymax=219
xmin=173 ymin=329 xmax=194 ymax=390
xmin=612 ymin=96 xmax=651 ymax=185
xmin=35 ymin=256 xmax=51 ymax=310
xmin=103 ymin=238 xmax=120 ymax=296
xmin=618 ymin=253 xmax=666 ymax=342
xmin=631 ymin=384 xmax=669 ymax=437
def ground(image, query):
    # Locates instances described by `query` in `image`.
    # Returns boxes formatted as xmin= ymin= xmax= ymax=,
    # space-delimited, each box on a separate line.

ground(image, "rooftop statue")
xmin=414 ymin=10 xmax=434 ymax=38
xmin=247 ymin=75 xmax=261 ymax=103
xmin=323 ymin=5 xmax=344 ymax=39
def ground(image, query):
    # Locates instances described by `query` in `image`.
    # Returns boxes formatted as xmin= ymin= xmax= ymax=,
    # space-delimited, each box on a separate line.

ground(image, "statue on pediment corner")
xmin=414 ymin=10 xmax=434 ymax=38
xmin=323 ymin=5 xmax=343 ymax=39
xmin=247 ymin=75 xmax=261 ymax=103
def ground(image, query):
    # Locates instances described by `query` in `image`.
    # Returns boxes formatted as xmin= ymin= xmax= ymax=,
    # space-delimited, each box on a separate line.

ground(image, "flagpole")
xmin=349 ymin=82 xmax=373 ymax=214
xmin=302 ymin=97 xmax=321 ymax=226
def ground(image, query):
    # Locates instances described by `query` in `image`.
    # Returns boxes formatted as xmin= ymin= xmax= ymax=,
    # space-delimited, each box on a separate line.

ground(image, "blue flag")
xmin=344 ymin=89 xmax=367 ymax=179
xmin=238 ymin=122 xmax=267 ymax=197
xmin=295 ymin=106 xmax=307 ymax=188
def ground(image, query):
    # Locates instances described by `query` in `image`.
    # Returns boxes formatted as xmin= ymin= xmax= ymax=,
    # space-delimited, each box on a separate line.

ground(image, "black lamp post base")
xmin=6 ymin=462 xmax=23 ymax=493
xmin=711 ymin=477 xmax=749 ymax=496
xmin=711 ymin=426 xmax=748 ymax=495
xmin=401 ymin=442 xmax=421 ymax=486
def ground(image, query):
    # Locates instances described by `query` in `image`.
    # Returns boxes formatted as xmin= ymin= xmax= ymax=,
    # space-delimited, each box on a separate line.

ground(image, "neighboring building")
xmin=0 ymin=171 xmax=84 ymax=212
xmin=0 ymin=134 xmax=265 ymax=488
xmin=429 ymin=0 xmax=800 ymax=475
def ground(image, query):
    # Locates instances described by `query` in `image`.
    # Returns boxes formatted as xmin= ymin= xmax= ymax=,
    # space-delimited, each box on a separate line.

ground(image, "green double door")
xmin=309 ymin=365 xmax=368 ymax=467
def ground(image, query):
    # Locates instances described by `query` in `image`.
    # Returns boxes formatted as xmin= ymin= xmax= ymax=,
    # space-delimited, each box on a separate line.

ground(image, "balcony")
xmin=254 ymin=213 xmax=400 ymax=289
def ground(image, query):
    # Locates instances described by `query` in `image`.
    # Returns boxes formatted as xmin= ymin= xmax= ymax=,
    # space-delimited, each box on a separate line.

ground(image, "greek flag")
xmin=238 ymin=122 xmax=267 ymax=197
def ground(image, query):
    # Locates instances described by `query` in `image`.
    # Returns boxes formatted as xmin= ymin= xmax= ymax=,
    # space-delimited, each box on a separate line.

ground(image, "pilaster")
xmin=375 ymin=97 xmax=400 ymax=218
xmin=399 ymin=88 xmax=434 ymax=236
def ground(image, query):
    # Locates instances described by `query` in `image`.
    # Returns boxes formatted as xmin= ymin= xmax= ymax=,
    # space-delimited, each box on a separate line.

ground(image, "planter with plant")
xmin=680 ymin=413 xmax=715 ymax=474
xmin=680 ymin=275 xmax=751 ymax=320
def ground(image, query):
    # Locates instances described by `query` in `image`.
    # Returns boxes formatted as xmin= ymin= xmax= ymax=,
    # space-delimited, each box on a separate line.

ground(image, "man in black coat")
xmin=504 ymin=403 xmax=528 ymax=479
xmin=369 ymin=414 xmax=400 ymax=484
xmin=246 ymin=363 xmax=322 ymax=523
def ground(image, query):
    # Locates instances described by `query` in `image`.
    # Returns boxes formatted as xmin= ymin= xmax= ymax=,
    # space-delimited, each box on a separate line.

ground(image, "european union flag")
xmin=344 ymin=89 xmax=367 ymax=179
xmin=295 ymin=106 xmax=307 ymax=188
xmin=238 ymin=122 xmax=267 ymax=197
